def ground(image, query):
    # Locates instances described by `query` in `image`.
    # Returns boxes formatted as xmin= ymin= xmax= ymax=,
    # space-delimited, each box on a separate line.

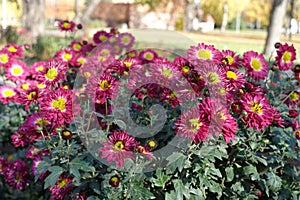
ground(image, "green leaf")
xmin=130 ymin=183 xmax=155 ymax=200
xmin=152 ymin=168 xmax=169 ymax=188
xmin=231 ymin=182 xmax=244 ymax=193
xmin=69 ymin=157 xmax=95 ymax=179
xmin=225 ymin=166 xmax=234 ymax=182
xmin=44 ymin=166 xmax=64 ymax=189
xmin=189 ymin=188 xmax=205 ymax=199
xmin=173 ymin=179 xmax=190 ymax=200
xmin=243 ymin=165 xmax=259 ymax=180
xmin=166 ymin=152 xmax=186 ymax=172
xmin=266 ymin=172 xmax=282 ymax=192
xmin=165 ymin=191 xmax=177 ymax=200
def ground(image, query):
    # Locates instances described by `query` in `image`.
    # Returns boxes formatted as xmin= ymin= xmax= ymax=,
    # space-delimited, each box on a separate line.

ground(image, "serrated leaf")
xmin=152 ymin=168 xmax=169 ymax=188
xmin=166 ymin=152 xmax=186 ymax=172
xmin=266 ymin=172 xmax=282 ymax=192
xmin=44 ymin=166 xmax=64 ymax=189
xmin=165 ymin=191 xmax=177 ymax=200
xmin=225 ymin=166 xmax=234 ymax=182
xmin=173 ymin=179 xmax=190 ymax=200
xmin=130 ymin=183 xmax=155 ymax=200
xmin=69 ymin=157 xmax=94 ymax=178
xmin=190 ymin=188 xmax=205 ymax=199
xmin=243 ymin=165 xmax=259 ymax=180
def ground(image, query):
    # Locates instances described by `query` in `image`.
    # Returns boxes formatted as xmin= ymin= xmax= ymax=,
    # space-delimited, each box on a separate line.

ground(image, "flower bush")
xmin=0 ymin=21 xmax=299 ymax=200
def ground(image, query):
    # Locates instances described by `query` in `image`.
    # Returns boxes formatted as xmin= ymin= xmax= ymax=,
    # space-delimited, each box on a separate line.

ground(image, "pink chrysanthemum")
xmin=73 ymin=54 xmax=87 ymax=67
xmin=55 ymin=49 xmax=76 ymax=65
xmin=18 ymin=86 xmax=40 ymax=110
xmin=136 ymin=144 xmax=153 ymax=160
xmin=0 ymin=49 xmax=11 ymax=68
xmin=139 ymin=49 xmax=158 ymax=63
xmin=5 ymin=59 xmax=28 ymax=82
xmin=4 ymin=43 xmax=24 ymax=58
xmin=187 ymin=43 xmax=222 ymax=66
xmin=58 ymin=20 xmax=76 ymax=32
xmin=0 ymin=157 xmax=8 ymax=175
xmin=4 ymin=159 xmax=30 ymax=190
xmin=98 ymin=131 xmax=136 ymax=168
xmin=39 ymin=89 xmax=73 ymax=125
xmin=30 ymin=61 xmax=46 ymax=75
xmin=93 ymin=30 xmax=111 ymax=44
xmin=69 ymin=40 xmax=83 ymax=52
xmin=50 ymin=173 xmax=73 ymax=200
xmin=36 ymin=60 xmax=67 ymax=88
xmin=243 ymin=51 xmax=268 ymax=81
xmin=221 ymin=68 xmax=245 ymax=92
xmin=175 ymin=108 xmax=210 ymax=143
xmin=118 ymin=32 xmax=135 ymax=50
xmin=240 ymin=93 xmax=273 ymax=131
xmin=221 ymin=49 xmax=241 ymax=69
xmin=0 ymin=86 xmax=18 ymax=104
xmin=275 ymin=43 xmax=296 ymax=70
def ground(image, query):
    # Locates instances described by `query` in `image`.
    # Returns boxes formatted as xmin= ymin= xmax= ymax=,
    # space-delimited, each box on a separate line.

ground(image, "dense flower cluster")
xmin=0 ymin=20 xmax=299 ymax=199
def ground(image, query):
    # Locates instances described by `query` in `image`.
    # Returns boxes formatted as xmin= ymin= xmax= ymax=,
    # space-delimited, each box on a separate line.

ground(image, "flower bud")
xmin=274 ymin=42 xmax=281 ymax=49
xmin=76 ymin=24 xmax=83 ymax=30
xmin=257 ymin=190 xmax=262 ymax=197
xmin=109 ymin=175 xmax=120 ymax=187
xmin=288 ymin=109 xmax=299 ymax=118
xmin=62 ymin=130 xmax=73 ymax=140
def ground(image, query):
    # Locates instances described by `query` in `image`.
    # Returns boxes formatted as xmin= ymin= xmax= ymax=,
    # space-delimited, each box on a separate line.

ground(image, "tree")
xmin=22 ymin=0 xmax=45 ymax=40
xmin=263 ymin=0 xmax=288 ymax=56
xmin=74 ymin=0 xmax=102 ymax=24
xmin=244 ymin=0 xmax=272 ymax=28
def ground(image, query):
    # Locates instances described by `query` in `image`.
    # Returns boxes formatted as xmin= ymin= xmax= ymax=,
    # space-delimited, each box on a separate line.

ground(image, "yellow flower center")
xmin=57 ymin=178 xmax=68 ymax=188
xmin=224 ymin=55 xmax=235 ymax=65
xmin=249 ymin=101 xmax=263 ymax=115
xmin=99 ymin=80 xmax=111 ymax=90
xmin=162 ymin=67 xmax=173 ymax=78
xmin=63 ymin=53 xmax=72 ymax=61
xmin=77 ymin=57 xmax=86 ymax=65
xmin=122 ymin=36 xmax=130 ymax=44
xmin=226 ymin=71 xmax=237 ymax=80
xmin=206 ymin=72 xmax=220 ymax=84
xmin=99 ymin=35 xmax=107 ymax=42
xmin=0 ymin=54 xmax=9 ymax=63
xmin=8 ymin=46 xmax=17 ymax=52
xmin=37 ymin=83 xmax=46 ymax=89
xmin=182 ymin=66 xmax=190 ymax=73
xmin=282 ymin=51 xmax=291 ymax=63
xmin=11 ymin=66 xmax=23 ymax=76
xmin=144 ymin=52 xmax=154 ymax=60
xmin=73 ymin=43 xmax=82 ymax=51
xmin=27 ymin=91 xmax=37 ymax=100
xmin=45 ymin=68 xmax=58 ymax=80
xmin=22 ymin=83 xmax=29 ymax=90
xmin=35 ymin=118 xmax=49 ymax=126
xmin=83 ymin=71 xmax=91 ymax=78
xmin=2 ymin=89 xmax=15 ymax=97
xmin=148 ymin=140 xmax=157 ymax=148
xmin=251 ymin=59 xmax=262 ymax=71
xmin=290 ymin=92 xmax=298 ymax=101
xmin=62 ymin=22 xmax=71 ymax=29
xmin=98 ymin=55 xmax=107 ymax=62
xmin=197 ymin=49 xmax=212 ymax=60
xmin=51 ymin=97 xmax=67 ymax=112
xmin=36 ymin=65 xmax=44 ymax=71
xmin=169 ymin=91 xmax=177 ymax=99
xmin=114 ymin=140 xmax=125 ymax=151
xmin=217 ymin=111 xmax=227 ymax=120
xmin=189 ymin=118 xmax=202 ymax=132
xmin=124 ymin=61 xmax=132 ymax=68
xmin=111 ymin=176 xmax=119 ymax=184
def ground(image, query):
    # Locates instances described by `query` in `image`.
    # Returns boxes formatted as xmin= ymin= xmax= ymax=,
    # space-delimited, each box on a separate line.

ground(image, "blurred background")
xmin=0 ymin=0 xmax=299 ymax=57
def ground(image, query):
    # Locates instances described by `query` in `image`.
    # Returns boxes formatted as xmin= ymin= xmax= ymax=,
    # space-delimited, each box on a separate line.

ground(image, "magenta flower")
xmin=4 ymin=43 xmax=24 ymax=58
xmin=50 ymin=173 xmax=73 ymax=200
xmin=4 ymin=159 xmax=30 ymax=190
xmin=58 ymin=20 xmax=76 ymax=32
xmin=243 ymin=51 xmax=268 ymax=81
xmin=98 ymin=131 xmax=136 ymax=168
xmin=187 ymin=43 xmax=222 ymax=66
xmin=275 ymin=43 xmax=296 ymax=70
xmin=0 ymin=86 xmax=18 ymax=104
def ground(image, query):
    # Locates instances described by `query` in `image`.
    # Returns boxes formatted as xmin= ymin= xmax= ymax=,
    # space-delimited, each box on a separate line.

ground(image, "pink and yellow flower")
xmin=0 ymin=49 xmax=11 ymax=68
xmin=187 ymin=43 xmax=222 ymax=66
xmin=50 ymin=173 xmax=73 ymax=200
xmin=243 ymin=51 xmax=268 ymax=81
xmin=55 ymin=49 xmax=76 ymax=65
xmin=221 ymin=49 xmax=241 ymax=69
xmin=4 ymin=43 xmax=24 ymax=58
xmin=98 ymin=131 xmax=136 ymax=168
xmin=275 ymin=43 xmax=296 ymax=70
xmin=5 ymin=59 xmax=28 ymax=82
xmin=0 ymin=86 xmax=18 ymax=104
xmin=58 ymin=20 xmax=76 ymax=32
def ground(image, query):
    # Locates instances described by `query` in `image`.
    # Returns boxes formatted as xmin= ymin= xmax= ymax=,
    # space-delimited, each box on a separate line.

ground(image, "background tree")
xmin=22 ymin=0 xmax=45 ymax=40
xmin=263 ymin=0 xmax=288 ymax=56
xmin=244 ymin=0 xmax=272 ymax=29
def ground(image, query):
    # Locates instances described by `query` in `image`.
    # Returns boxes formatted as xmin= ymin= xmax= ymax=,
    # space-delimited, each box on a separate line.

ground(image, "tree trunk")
xmin=74 ymin=0 xmax=102 ymax=24
xmin=263 ymin=0 xmax=288 ymax=56
xmin=22 ymin=0 xmax=45 ymax=40
xmin=221 ymin=2 xmax=228 ymax=32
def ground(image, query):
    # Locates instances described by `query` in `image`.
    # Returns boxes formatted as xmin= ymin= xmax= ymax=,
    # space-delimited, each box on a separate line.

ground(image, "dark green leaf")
xmin=225 ymin=166 xmax=234 ymax=182
xmin=166 ymin=152 xmax=186 ymax=172
xmin=44 ymin=166 xmax=64 ymax=189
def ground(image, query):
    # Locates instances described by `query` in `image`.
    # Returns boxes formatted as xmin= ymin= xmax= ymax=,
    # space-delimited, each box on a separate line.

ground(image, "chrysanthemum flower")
xmin=93 ymin=30 xmax=111 ymax=44
xmin=69 ymin=40 xmax=83 ymax=52
xmin=4 ymin=159 xmax=30 ymax=190
xmin=30 ymin=61 xmax=46 ymax=75
xmin=0 ymin=157 xmax=8 ymax=175
xmin=109 ymin=175 xmax=120 ymax=187
xmin=5 ymin=59 xmax=28 ymax=82
xmin=50 ymin=173 xmax=73 ymax=200
xmin=243 ymin=51 xmax=268 ymax=81
xmin=275 ymin=43 xmax=296 ymax=70
xmin=39 ymin=89 xmax=73 ymax=125
xmin=175 ymin=108 xmax=210 ymax=143
xmin=12 ymin=112 xmax=50 ymax=147
xmin=221 ymin=49 xmax=241 ymax=69
xmin=126 ymin=49 xmax=138 ymax=58
xmin=18 ymin=87 xmax=40 ymax=110
xmin=221 ymin=68 xmax=245 ymax=92
xmin=136 ymin=144 xmax=153 ymax=160
xmin=283 ymin=91 xmax=299 ymax=108
xmin=118 ymin=32 xmax=135 ymax=50
xmin=139 ymin=49 xmax=158 ymax=63
xmin=0 ymin=86 xmax=18 ymax=104
xmin=58 ymin=20 xmax=76 ymax=32
xmin=36 ymin=60 xmax=67 ymax=88
xmin=98 ymin=131 xmax=136 ymax=168
xmin=240 ymin=93 xmax=272 ymax=131
xmin=173 ymin=56 xmax=194 ymax=77
xmin=187 ymin=43 xmax=222 ymax=66
xmin=0 ymin=49 xmax=11 ymax=67
xmin=55 ymin=49 xmax=76 ymax=65
xmin=4 ymin=43 xmax=24 ymax=58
